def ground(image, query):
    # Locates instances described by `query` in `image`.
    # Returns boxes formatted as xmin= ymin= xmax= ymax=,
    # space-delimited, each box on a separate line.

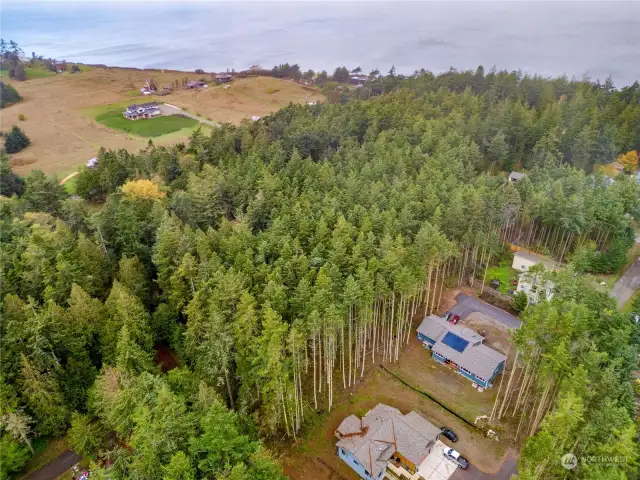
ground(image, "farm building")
xmin=123 ymin=102 xmax=161 ymax=120
xmin=215 ymin=73 xmax=233 ymax=84
xmin=416 ymin=315 xmax=506 ymax=389
xmin=335 ymin=404 xmax=441 ymax=480
xmin=511 ymin=250 xmax=556 ymax=273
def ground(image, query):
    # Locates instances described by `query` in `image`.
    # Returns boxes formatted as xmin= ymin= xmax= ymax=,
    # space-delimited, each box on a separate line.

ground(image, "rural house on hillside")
xmin=123 ymin=102 xmax=161 ymax=120
xmin=186 ymin=80 xmax=208 ymax=89
xmin=417 ymin=315 xmax=506 ymax=389
xmin=349 ymin=74 xmax=369 ymax=85
xmin=335 ymin=404 xmax=441 ymax=480
xmin=215 ymin=73 xmax=233 ymax=84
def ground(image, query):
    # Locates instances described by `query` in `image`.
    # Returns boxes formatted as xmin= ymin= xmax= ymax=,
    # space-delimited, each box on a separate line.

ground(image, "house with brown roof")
xmin=417 ymin=315 xmax=506 ymax=389
xmin=335 ymin=404 xmax=440 ymax=480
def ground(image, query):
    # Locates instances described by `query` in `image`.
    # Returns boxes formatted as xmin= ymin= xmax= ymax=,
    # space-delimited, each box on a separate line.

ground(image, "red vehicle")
xmin=449 ymin=315 xmax=460 ymax=325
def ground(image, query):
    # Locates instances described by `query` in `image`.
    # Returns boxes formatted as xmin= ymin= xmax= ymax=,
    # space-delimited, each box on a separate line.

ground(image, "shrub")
xmin=513 ymin=291 xmax=528 ymax=312
xmin=194 ymin=69 xmax=205 ymax=74
xmin=71 ymin=64 xmax=81 ymax=73
xmin=0 ymin=81 xmax=22 ymax=108
xmin=18 ymin=113 xmax=26 ymax=121
xmin=4 ymin=125 xmax=30 ymax=153
xmin=265 ymin=88 xmax=280 ymax=94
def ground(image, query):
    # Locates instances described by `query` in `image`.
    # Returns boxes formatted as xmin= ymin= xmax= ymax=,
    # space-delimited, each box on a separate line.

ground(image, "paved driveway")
xmin=610 ymin=257 xmax=640 ymax=308
xmin=22 ymin=450 xmax=82 ymax=480
xmin=449 ymin=294 xmax=521 ymax=329
xmin=449 ymin=455 xmax=517 ymax=480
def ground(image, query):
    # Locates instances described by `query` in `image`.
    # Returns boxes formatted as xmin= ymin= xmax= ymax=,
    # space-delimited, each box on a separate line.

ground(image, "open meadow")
xmin=1 ymin=67 xmax=323 ymax=175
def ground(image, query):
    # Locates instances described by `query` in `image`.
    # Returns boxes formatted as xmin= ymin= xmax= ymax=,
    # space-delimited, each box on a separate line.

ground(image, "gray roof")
xmin=416 ymin=316 xmax=506 ymax=381
xmin=336 ymin=414 xmax=362 ymax=436
xmin=513 ymin=250 xmax=556 ymax=268
xmin=336 ymin=404 xmax=440 ymax=478
xmin=127 ymin=102 xmax=158 ymax=111
xmin=508 ymin=171 xmax=525 ymax=180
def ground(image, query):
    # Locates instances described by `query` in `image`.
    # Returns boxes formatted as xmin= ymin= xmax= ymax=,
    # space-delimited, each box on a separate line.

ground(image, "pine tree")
xmin=4 ymin=125 xmax=30 ymax=153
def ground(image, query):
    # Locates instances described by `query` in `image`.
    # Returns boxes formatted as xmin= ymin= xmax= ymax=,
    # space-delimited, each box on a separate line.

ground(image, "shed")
xmin=508 ymin=171 xmax=525 ymax=183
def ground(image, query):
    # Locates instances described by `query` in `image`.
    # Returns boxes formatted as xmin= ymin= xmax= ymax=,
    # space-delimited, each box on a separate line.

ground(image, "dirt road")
xmin=610 ymin=257 xmax=640 ymax=308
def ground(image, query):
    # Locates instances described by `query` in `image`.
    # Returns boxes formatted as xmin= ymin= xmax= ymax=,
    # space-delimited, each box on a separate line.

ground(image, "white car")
xmin=443 ymin=447 xmax=469 ymax=469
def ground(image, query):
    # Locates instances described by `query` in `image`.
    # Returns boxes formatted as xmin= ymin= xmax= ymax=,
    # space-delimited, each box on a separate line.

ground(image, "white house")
xmin=517 ymin=271 xmax=554 ymax=304
xmin=511 ymin=251 xmax=556 ymax=273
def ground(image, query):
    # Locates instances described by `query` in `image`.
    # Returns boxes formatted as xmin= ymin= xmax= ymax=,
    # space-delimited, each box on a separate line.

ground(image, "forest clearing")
xmin=1 ymin=67 xmax=323 ymax=175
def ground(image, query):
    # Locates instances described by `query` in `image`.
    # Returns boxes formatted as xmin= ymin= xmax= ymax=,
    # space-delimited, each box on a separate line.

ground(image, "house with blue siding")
xmin=335 ymin=404 xmax=441 ymax=480
xmin=417 ymin=315 xmax=506 ymax=389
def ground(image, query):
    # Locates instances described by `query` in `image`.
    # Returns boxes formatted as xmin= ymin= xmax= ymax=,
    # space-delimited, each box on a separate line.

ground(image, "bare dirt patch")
xmin=2 ymin=69 xmax=323 ymax=175
xmin=463 ymin=312 xmax=513 ymax=359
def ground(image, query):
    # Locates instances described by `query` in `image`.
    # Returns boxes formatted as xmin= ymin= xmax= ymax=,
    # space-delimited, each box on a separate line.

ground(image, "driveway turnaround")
xmin=449 ymin=294 xmax=521 ymax=329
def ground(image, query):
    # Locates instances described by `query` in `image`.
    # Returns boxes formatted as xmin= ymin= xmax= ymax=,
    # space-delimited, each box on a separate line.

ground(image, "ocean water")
xmin=2 ymin=1 xmax=639 ymax=86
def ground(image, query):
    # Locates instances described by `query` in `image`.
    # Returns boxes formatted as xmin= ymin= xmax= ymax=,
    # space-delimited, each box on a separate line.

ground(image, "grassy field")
xmin=486 ymin=257 xmax=519 ymax=294
xmin=93 ymin=105 xmax=198 ymax=137
xmin=25 ymin=66 xmax=56 ymax=79
xmin=2 ymin=67 xmax=323 ymax=175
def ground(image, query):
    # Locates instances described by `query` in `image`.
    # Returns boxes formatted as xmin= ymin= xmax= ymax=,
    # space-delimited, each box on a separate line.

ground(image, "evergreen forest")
xmin=1 ymin=67 xmax=639 ymax=480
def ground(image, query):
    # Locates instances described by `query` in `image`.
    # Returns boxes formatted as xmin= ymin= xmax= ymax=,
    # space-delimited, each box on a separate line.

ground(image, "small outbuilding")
xmin=508 ymin=171 xmax=525 ymax=183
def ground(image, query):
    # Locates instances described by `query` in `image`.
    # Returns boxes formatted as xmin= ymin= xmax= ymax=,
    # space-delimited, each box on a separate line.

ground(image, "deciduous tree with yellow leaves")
xmin=617 ymin=150 xmax=638 ymax=173
xmin=121 ymin=179 xmax=166 ymax=200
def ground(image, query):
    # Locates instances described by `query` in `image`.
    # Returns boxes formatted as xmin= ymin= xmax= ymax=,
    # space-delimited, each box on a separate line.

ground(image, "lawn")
xmin=486 ymin=258 xmax=519 ymax=294
xmin=25 ymin=66 xmax=56 ymax=79
xmin=94 ymin=105 xmax=198 ymax=137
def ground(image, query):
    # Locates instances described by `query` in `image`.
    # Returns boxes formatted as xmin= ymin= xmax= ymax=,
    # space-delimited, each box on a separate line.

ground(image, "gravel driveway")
xmin=449 ymin=294 xmax=521 ymax=329
xmin=159 ymin=103 xmax=217 ymax=127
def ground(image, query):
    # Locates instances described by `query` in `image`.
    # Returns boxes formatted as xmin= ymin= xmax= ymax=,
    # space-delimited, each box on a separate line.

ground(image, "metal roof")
xmin=508 ymin=171 xmax=525 ymax=180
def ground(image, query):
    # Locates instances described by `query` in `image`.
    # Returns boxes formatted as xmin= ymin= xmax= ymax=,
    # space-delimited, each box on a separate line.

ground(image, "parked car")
xmin=448 ymin=315 xmax=460 ymax=325
xmin=440 ymin=427 xmax=457 ymax=442
xmin=443 ymin=311 xmax=452 ymax=321
xmin=444 ymin=448 xmax=469 ymax=469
